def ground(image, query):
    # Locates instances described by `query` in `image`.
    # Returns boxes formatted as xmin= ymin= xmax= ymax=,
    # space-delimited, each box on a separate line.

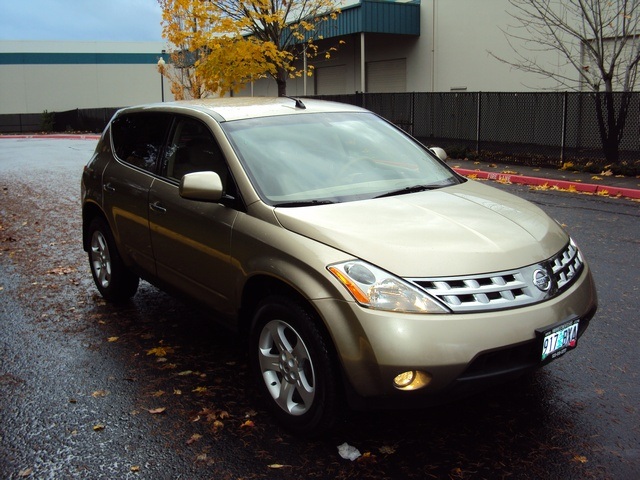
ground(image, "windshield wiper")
xmin=375 ymin=179 xmax=458 ymax=199
xmin=274 ymin=199 xmax=336 ymax=207
xmin=375 ymin=184 xmax=438 ymax=199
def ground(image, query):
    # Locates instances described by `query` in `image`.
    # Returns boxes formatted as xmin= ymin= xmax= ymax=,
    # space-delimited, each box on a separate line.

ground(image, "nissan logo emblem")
xmin=533 ymin=269 xmax=552 ymax=291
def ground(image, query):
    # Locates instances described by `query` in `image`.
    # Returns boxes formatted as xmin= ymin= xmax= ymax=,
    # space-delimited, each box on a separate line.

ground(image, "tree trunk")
xmin=593 ymin=91 xmax=632 ymax=165
xmin=276 ymin=67 xmax=287 ymax=97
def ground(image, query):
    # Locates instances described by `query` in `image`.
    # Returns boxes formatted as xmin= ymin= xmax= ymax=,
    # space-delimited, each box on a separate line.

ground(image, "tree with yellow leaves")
xmin=159 ymin=0 xmax=342 ymax=98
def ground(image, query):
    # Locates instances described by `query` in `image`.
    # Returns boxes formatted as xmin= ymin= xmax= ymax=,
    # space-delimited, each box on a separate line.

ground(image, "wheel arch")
xmin=240 ymin=275 xmax=316 ymax=333
xmin=82 ymin=202 xmax=108 ymax=252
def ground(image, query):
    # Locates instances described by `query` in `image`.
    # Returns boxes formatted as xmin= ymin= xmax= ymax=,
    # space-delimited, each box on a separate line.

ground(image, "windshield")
xmin=222 ymin=112 xmax=460 ymax=206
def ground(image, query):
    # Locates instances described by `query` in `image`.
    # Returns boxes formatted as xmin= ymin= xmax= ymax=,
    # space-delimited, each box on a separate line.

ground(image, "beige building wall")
xmin=0 ymin=41 xmax=172 ymax=114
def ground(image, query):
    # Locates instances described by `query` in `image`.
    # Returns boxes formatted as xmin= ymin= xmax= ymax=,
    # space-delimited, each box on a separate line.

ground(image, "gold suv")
xmin=81 ymin=98 xmax=597 ymax=435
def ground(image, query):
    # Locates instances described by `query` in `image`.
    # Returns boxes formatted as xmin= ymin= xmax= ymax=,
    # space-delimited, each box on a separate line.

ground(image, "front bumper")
xmin=314 ymin=262 xmax=597 ymax=409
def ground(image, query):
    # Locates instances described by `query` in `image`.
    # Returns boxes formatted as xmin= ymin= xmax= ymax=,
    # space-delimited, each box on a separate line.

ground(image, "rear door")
xmin=102 ymin=112 xmax=172 ymax=275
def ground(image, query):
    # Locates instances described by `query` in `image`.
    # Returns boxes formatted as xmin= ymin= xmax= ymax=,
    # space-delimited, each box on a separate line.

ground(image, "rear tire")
xmin=87 ymin=217 xmax=139 ymax=303
xmin=250 ymin=295 xmax=340 ymax=436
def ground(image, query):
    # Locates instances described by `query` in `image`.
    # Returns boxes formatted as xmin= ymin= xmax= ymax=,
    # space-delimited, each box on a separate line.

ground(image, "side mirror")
xmin=179 ymin=171 xmax=223 ymax=202
xmin=429 ymin=147 xmax=448 ymax=161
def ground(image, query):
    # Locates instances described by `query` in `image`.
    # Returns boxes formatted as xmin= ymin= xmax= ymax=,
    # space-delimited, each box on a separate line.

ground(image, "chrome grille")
xmin=551 ymin=240 xmax=583 ymax=290
xmin=409 ymin=240 xmax=584 ymax=313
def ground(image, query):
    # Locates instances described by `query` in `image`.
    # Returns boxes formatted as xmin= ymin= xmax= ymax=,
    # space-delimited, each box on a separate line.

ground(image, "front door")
xmin=148 ymin=116 xmax=240 ymax=319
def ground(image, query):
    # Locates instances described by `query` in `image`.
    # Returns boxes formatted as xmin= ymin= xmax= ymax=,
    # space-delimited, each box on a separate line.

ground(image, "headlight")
xmin=328 ymin=260 xmax=450 ymax=314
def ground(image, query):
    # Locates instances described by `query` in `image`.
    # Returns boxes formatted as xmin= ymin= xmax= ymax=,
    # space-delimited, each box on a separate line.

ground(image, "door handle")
xmin=103 ymin=183 xmax=116 ymax=192
xmin=150 ymin=201 xmax=167 ymax=213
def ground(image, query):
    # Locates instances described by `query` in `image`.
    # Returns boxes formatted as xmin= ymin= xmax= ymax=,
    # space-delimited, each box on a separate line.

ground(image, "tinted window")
xmin=163 ymin=117 xmax=228 ymax=189
xmin=111 ymin=112 xmax=172 ymax=173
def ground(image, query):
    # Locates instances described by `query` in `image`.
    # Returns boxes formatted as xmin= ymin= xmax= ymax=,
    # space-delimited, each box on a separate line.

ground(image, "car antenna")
xmin=284 ymin=96 xmax=306 ymax=109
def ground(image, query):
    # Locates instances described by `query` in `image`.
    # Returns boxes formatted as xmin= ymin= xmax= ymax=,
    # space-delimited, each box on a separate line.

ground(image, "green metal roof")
xmin=0 ymin=52 xmax=167 ymax=65
xmin=308 ymin=0 xmax=421 ymax=41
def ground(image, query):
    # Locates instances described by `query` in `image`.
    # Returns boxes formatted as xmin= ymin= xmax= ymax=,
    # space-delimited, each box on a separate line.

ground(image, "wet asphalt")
xmin=0 ymin=138 xmax=639 ymax=479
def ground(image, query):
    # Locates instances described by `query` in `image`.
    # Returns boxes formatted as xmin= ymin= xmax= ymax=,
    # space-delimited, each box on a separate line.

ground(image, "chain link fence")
xmin=316 ymin=91 xmax=640 ymax=175
xmin=2 ymin=93 xmax=638 ymax=174
xmin=0 ymin=108 xmax=118 ymax=135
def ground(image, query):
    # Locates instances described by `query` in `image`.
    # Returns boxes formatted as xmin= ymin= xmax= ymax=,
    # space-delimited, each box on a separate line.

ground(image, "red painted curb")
xmin=454 ymin=168 xmax=640 ymax=200
xmin=0 ymin=134 xmax=100 ymax=140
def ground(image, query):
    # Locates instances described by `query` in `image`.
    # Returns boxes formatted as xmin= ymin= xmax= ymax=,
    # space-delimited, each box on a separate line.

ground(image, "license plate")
xmin=537 ymin=318 xmax=580 ymax=363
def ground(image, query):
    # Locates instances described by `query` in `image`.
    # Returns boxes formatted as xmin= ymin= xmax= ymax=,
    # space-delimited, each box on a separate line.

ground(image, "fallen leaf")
xmin=240 ymin=420 xmax=255 ymax=428
xmin=178 ymin=370 xmax=193 ymax=376
xmin=91 ymin=390 xmax=107 ymax=398
xmin=573 ymin=455 xmax=588 ymax=464
xmin=18 ymin=468 xmax=33 ymax=477
xmin=186 ymin=433 xmax=202 ymax=445
xmin=173 ymin=389 xmax=182 ymax=395
xmin=130 ymin=466 xmax=140 ymax=472
xmin=146 ymin=346 xmax=175 ymax=357
xmin=46 ymin=266 xmax=75 ymax=275
xmin=268 ymin=464 xmax=288 ymax=469
xmin=379 ymin=445 xmax=397 ymax=455
xmin=192 ymin=386 xmax=208 ymax=394
xmin=93 ymin=424 xmax=105 ymax=431
xmin=151 ymin=390 xmax=165 ymax=397
xmin=107 ymin=336 xmax=118 ymax=342
xmin=148 ymin=407 xmax=166 ymax=415
xmin=213 ymin=420 xmax=224 ymax=430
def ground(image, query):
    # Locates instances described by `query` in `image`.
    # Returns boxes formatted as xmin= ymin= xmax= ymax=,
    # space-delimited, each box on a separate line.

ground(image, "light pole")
xmin=157 ymin=51 xmax=166 ymax=102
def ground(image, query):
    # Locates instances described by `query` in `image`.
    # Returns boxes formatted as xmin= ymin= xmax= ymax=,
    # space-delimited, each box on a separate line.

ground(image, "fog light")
xmin=393 ymin=370 xmax=432 ymax=391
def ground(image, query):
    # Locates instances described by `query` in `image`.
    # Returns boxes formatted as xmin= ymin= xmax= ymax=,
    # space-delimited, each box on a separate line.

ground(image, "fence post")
xmin=476 ymin=92 xmax=482 ymax=154
xmin=561 ymin=91 xmax=568 ymax=163
xmin=410 ymin=92 xmax=415 ymax=136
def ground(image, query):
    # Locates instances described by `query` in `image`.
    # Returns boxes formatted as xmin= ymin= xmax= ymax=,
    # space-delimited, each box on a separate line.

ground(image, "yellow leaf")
xmin=240 ymin=420 xmax=255 ymax=428
xmin=148 ymin=407 xmax=166 ymax=415
xmin=192 ymin=386 xmax=208 ymax=394
xmin=146 ymin=346 xmax=175 ymax=357
xmin=107 ymin=336 xmax=119 ymax=342
xmin=268 ymin=464 xmax=288 ymax=469
xmin=91 ymin=390 xmax=107 ymax=398
xmin=379 ymin=445 xmax=397 ymax=454
xmin=93 ymin=424 xmax=105 ymax=431
xmin=186 ymin=433 xmax=202 ymax=445
xmin=152 ymin=390 xmax=165 ymax=397
xmin=573 ymin=455 xmax=588 ymax=464
xmin=130 ymin=465 xmax=140 ymax=472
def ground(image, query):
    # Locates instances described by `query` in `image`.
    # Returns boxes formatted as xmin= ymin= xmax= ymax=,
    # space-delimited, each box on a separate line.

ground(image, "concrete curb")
xmin=454 ymin=168 xmax=640 ymax=201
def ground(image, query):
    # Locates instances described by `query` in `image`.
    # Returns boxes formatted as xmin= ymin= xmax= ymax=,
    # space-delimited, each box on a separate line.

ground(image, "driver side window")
xmin=163 ymin=117 xmax=228 ymax=189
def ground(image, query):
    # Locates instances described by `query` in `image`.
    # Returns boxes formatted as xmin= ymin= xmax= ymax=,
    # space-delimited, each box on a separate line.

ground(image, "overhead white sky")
xmin=0 ymin=0 xmax=164 ymax=42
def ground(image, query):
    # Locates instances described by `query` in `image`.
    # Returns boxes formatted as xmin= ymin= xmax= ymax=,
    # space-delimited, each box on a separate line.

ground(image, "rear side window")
xmin=111 ymin=112 xmax=172 ymax=173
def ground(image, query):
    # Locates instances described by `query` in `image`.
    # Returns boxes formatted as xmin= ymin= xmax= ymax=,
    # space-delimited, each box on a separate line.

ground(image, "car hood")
xmin=273 ymin=181 xmax=568 ymax=277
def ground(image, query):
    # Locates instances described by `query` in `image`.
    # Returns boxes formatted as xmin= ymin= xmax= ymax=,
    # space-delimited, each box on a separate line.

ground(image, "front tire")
xmin=87 ymin=217 xmax=139 ymax=303
xmin=250 ymin=295 xmax=340 ymax=436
